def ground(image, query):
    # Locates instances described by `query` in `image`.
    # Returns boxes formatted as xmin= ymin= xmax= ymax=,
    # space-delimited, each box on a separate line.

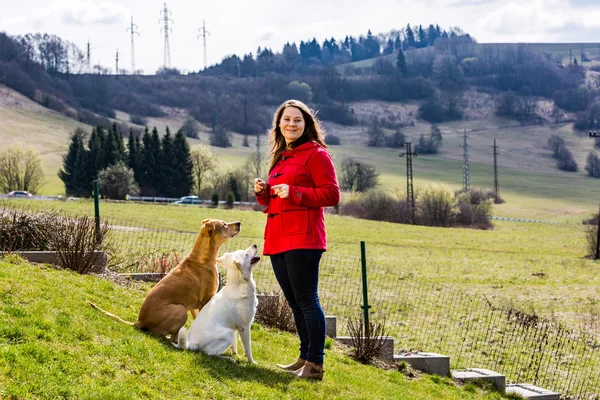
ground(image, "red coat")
xmin=256 ymin=141 xmax=340 ymax=255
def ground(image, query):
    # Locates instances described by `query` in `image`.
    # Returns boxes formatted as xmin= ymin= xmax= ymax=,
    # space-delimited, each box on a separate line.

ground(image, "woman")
xmin=254 ymin=99 xmax=339 ymax=380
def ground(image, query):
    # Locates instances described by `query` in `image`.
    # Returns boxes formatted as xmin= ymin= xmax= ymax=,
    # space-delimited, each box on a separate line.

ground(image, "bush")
xmin=325 ymin=134 xmax=341 ymax=145
xmin=225 ymin=191 xmax=235 ymax=208
xmin=130 ymin=114 xmax=148 ymax=126
xmin=210 ymin=125 xmax=232 ymax=148
xmin=585 ymin=152 xmax=600 ymax=178
xmin=556 ymin=147 xmax=578 ymax=172
xmin=455 ymin=189 xmax=494 ymax=229
xmin=211 ymin=192 xmax=219 ymax=207
xmin=44 ymin=214 xmax=111 ymax=274
xmin=340 ymin=190 xmax=410 ymax=223
xmin=97 ymin=162 xmax=140 ymax=200
xmin=254 ymin=292 xmax=296 ymax=333
xmin=346 ymin=316 xmax=389 ymax=364
xmin=416 ymin=184 xmax=457 ymax=227
xmin=0 ymin=207 xmax=57 ymax=251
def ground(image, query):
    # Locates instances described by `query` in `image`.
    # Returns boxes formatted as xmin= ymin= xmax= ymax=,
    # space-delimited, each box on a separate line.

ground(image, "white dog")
xmin=176 ymin=244 xmax=260 ymax=363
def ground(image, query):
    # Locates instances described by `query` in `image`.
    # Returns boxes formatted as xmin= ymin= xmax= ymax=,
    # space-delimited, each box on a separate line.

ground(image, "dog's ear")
xmin=202 ymin=220 xmax=215 ymax=236
xmin=216 ymin=253 xmax=228 ymax=266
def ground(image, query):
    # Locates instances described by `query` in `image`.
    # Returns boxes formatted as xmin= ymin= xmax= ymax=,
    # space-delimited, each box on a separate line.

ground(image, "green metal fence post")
xmin=93 ymin=180 xmax=102 ymax=244
xmin=360 ymin=241 xmax=371 ymax=337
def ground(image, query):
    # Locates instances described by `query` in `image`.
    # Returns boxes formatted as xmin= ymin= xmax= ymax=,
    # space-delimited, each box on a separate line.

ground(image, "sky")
xmin=1 ymin=0 xmax=599 ymax=74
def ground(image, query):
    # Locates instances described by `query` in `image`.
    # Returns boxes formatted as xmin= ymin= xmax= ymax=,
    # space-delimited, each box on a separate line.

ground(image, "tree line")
xmin=59 ymin=125 xmax=193 ymax=198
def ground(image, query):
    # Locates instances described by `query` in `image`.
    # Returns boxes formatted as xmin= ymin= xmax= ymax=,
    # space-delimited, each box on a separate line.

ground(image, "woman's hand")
xmin=254 ymin=178 xmax=267 ymax=194
xmin=272 ymin=184 xmax=289 ymax=199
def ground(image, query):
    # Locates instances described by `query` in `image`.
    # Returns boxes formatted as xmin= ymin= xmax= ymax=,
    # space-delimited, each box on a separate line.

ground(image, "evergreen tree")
xmin=104 ymin=124 xmax=119 ymax=167
xmin=139 ymin=126 xmax=158 ymax=195
xmin=159 ymin=127 xmax=174 ymax=196
xmin=73 ymin=143 xmax=90 ymax=197
xmin=58 ymin=134 xmax=83 ymax=196
xmin=383 ymin=39 xmax=394 ymax=55
xmin=171 ymin=129 xmax=194 ymax=197
xmin=417 ymin=25 xmax=427 ymax=48
xmin=396 ymin=48 xmax=407 ymax=75
xmin=127 ymin=129 xmax=143 ymax=186
xmin=404 ymin=24 xmax=416 ymax=49
xmin=86 ymin=127 xmax=102 ymax=181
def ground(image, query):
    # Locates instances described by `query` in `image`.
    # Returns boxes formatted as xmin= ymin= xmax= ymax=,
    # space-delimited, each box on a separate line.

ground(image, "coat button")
xmin=296 ymin=192 xmax=301 ymax=198
xmin=282 ymin=156 xmax=287 ymax=161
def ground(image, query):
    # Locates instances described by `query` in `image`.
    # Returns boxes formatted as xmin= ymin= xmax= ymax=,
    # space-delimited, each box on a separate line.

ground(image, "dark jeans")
xmin=270 ymin=249 xmax=325 ymax=365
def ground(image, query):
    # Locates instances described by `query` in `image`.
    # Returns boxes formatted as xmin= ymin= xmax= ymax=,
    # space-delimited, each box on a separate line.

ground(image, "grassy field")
xmin=0 ymin=256 xmax=515 ymax=399
xmin=1 ymin=83 xmax=599 ymax=223
xmin=5 ymin=198 xmax=597 ymax=340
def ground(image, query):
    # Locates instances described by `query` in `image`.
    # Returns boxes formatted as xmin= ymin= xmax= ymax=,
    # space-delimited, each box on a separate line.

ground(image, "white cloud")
xmin=474 ymin=0 xmax=591 ymax=41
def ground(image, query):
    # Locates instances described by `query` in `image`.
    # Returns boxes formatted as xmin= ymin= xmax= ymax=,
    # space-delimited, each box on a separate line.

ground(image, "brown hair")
xmin=267 ymin=99 xmax=327 ymax=173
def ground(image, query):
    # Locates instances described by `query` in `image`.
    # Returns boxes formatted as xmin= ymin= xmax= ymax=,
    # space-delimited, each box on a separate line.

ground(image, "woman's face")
xmin=279 ymin=106 xmax=305 ymax=145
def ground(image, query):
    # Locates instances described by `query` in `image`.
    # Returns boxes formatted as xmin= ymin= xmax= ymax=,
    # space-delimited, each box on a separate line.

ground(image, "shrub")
xmin=339 ymin=158 xmax=379 ymax=192
xmin=45 ymin=214 xmax=111 ymax=274
xmin=254 ymin=292 xmax=296 ymax=333
xmin=416 ymin=184 xmax=457 ymax=227
xmin=211 ymin=192 xmax=219 ymax=207
xmin=556 ymin=147 xmax=578 ymax=172
xmin=97 ymin=162 xmax=140 ymax=200
xmin=340 ymin=190 xmax=410 ymax=223
xmin=585 ymin=152 xmax=600 ymax=178
xmin=226 ymin=191 xmax=235 ymax=208
xmin=325 ymin=134 xmax=341 ymax=145
xmin=130 ymin=114 xmax=148 ymax=126
xmin=0 ymin=207 xmax=58 ymax=251
xmin=455 ymin=189 xmax=494 ymax=229
xmin=346 ymin=316 xmax=388 ymax=364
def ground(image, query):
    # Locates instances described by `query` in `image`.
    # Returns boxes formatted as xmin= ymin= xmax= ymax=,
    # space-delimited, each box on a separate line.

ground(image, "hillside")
xmin=3 ymin=82 xmax=598 ymax=221
xmin=0 ymin=256 xmax=507 ymax=399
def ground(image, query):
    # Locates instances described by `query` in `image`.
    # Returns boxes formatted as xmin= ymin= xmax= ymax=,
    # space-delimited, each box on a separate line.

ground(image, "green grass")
xmin=0 ymin=256 xmax=510 ymax=399
xmin=4 ymin=198 xmax=597 ymax=337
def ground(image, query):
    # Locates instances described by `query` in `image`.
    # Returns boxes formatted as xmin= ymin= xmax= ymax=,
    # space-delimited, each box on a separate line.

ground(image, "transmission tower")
xmin=126 ymin=16 xmax=140 ymax=74
xmin=492 ymin=138 xmax=500 ymax=198
xmin=86 ymin=40 xmax=91 ymax=73
xmin=159 ymin=3 xmax=174 ymax=69
xmin=197 ymin=20 xmax=210 ymax=70
xmin=461 ymin=128 xmax=470 ymax=192
xmin=399 ymin=143 xmax=418 ymax=224
xmin=115 ymin=49 xmax=119 ymax=74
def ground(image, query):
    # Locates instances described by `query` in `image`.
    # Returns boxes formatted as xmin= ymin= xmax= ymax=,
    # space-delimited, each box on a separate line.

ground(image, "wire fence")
xmin=1 ymin=202 xmax=599 ymax=399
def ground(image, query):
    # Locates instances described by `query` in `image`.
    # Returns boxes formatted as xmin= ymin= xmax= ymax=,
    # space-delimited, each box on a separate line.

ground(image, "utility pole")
xmin=115 ymin=49 xmax=119 ymax=74
xmin=159 ymin=3 xmax=173 ymax=69
xmin=462 ymin=128 xmax=470 ymax=192
xmin=589 ymin=131 xmax=600 ymax=260
xmin=399 ymin=142 xmax=418 ymax=224
xmin=86 ymin=40 xmax=91 ymax=73
xmin=197 ymin=20 xmax=210 ymax=70
xmin=492 ymin=138 xmax=500 ymax=199
xmin=126 ymin=16 xmax=140 ymax=74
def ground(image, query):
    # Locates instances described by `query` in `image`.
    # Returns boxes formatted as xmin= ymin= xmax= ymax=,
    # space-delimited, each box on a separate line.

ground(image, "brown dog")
xmin=89 ymin=218 xmax=241 ymax=342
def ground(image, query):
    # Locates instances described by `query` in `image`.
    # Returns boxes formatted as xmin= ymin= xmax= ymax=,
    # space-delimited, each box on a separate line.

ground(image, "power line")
xmin=159 ymin=3 xmax=174 ymax=69
xmin=86 ymin=40 xmax=91 ymax=73
xmin=197 ymin=20 xmax=211 ymax=71
xmin=399 ymin=142 xmax=418 ymax=224
xmin=461 ymin=128 xmax=470 ymax=192
xmin=491 ymin=138 xmax=500 ymax=199
xmin=126 ymin=16 xmax=140 ymax=74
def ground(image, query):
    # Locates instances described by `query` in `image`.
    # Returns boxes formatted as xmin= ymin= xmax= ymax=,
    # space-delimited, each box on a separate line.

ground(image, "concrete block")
xmin=325 ymin=316 xmax=337 ymax=338
xmin=394 ymin=352 xmax=450 ymax=376
xmin=7 ymin=250 xmax=107 ymax=273
xmin=336 ymin=336 xmax=395 ymax=361
xmin=506 ymin=384 xmax=560 ymax=400
xmin=451 ymin=368 xmax=505 ymax=392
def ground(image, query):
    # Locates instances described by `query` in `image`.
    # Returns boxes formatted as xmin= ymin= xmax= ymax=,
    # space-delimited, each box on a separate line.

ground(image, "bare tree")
xmin=0 ymin=147 xmax=45 ymax=194
xmin=190 ymin=145 xmax=216 ymax=198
